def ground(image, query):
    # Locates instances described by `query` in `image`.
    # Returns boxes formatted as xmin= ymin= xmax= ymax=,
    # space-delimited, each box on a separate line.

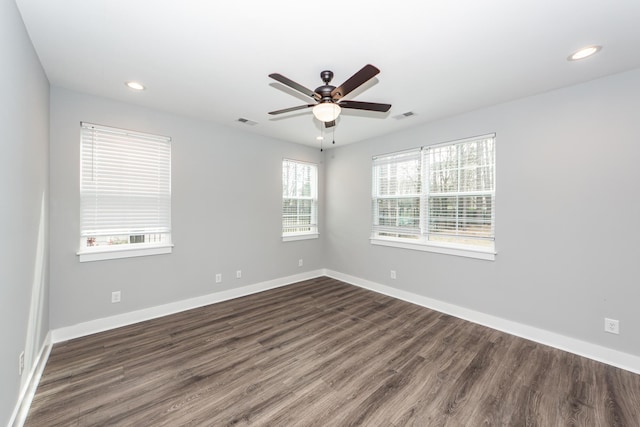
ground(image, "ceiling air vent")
xmin=237 ymin=118 xmax=257 ymax=126
xmin=393 ymin=111 xmax=416 ymax=120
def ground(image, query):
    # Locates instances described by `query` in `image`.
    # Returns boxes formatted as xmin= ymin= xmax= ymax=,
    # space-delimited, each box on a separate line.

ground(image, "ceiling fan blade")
xmin=269 ymin=73 xmax=320 ymax=100
xmin=268 ymin=104 xmax=314 ymax=115
xmin=325 ymin=120 xmax=336 ymax=128
xmin=330 ymin=64 xmax=380 ymax=100
xmin=339 ymin=100 xmax=391 ymax=112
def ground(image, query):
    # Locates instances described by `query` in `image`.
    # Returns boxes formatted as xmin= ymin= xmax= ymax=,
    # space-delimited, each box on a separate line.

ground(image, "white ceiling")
xmin=16 ymin=0 xmax=640 ymax=147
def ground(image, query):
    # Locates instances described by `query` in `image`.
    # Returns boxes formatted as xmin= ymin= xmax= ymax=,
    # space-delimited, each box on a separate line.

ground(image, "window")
xmin=282 ymin=159 xmax=318 ymax=241
xmin=78 ymin=122 xmax=172 ymax=262
xmin=372 ymin=134 xmax=495 ymax=260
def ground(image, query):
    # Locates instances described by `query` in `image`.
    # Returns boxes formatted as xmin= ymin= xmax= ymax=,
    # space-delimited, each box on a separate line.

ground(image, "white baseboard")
xmin=9 ymin=331 xmax=52 ymax=427
xmin=51 ymin=269 xmax=324 ymax=343
xmin=324 ymin=269 xmax=640 ymax=375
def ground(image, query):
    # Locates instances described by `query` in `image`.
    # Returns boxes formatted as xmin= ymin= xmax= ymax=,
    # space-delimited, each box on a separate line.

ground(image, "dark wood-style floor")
xmin=25 ymin=277 xmax=640 ymax=426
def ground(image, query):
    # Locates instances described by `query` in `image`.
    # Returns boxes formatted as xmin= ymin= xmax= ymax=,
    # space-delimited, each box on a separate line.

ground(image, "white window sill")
xmin=370 ymin=237 xmax=495 ymax=261
xmin=77 ymin=244 xmax=173 ymax=262
xmin=282 ymin=233 xmax=319 ymax=242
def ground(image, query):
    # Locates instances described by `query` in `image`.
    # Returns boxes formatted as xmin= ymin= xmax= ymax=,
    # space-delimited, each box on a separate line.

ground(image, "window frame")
xmin=77 ymin=122 xmax=173 ymax=262
xmin=371 ymin=134 xmax=496 ymax=261
xmin=282 ymin=158 xmax=319 ymax=242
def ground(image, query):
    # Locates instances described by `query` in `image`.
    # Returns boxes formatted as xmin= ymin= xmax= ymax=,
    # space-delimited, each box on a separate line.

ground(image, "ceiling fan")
xmin=268 ymin=64 xmax=391 ymax=128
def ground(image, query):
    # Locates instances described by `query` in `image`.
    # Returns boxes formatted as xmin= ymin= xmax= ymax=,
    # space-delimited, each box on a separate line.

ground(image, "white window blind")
xmin=282 ymin=159 xmax=318 ymax=238
xmin=80 ymin=122 xmax=171 ymax=251
xmin=424 ymin=136 xmax=495 ymax=246
xmin=372 ymin=134 xmax=495 ymax=254
xmin=372 ymin=149 xmax=422 ymax=238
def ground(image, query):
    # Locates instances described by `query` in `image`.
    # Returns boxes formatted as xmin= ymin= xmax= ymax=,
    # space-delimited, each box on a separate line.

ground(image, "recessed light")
xmin=316 ymin=136 xmax=324 ymax=141
xmin=125 ymin=81 xmax=145 ymax=91
xmin=568 ymin=45 xmax=602 ymax=61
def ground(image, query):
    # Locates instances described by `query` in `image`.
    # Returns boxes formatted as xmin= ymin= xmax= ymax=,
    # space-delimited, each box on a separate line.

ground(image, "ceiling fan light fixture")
xmin=313 ymin=102 xmax=341 ymax=122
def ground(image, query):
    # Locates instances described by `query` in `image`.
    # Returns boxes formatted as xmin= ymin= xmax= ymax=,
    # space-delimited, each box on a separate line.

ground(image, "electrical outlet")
xmin=298 ymin=259 xmax=303 ymax=267
xmin=236 ymin=270 xmax=242 ymax=279
xmin=19 ymin=351 xmax=24 ymax=376
xmin=604 ymin=318 xmax=620 ymax=334
xmin=215 ymin=273 xmax=222 ymax=283
xmin=390 ymin=270 xmax=396 ymax=279
xmin=111 ymin=291 xmax=121 ymax=303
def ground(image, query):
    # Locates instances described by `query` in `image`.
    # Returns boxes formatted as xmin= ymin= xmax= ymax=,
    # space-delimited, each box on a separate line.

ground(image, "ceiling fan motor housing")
xmin=317 ymin=71 xmax=337 ymax=102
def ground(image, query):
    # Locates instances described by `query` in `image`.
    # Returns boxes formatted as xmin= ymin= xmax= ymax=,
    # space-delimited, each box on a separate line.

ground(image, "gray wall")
xmin=0 ymin=0 xmax=50 ymax=424
xmin=325 ymin=68 xmax=640 ymax=357
xmin=49 ymin=87 xmax=324 ymax=329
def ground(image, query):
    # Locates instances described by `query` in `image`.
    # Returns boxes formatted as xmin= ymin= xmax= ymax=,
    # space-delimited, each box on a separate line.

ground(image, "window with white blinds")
xmin=372 ymin=149 xmax=422 ymax=238
xmin=282 ymin=159 xmax=318 ymax=240
xmin=79 ymin=122 xmax=172 ymax=260
xmin=372 ymin=134 xmax=495 ymax=259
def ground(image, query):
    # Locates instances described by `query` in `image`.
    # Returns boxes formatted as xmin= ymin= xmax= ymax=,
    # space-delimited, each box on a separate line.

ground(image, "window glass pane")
xmin=428 ymin=195 xmax=458 ymax=232
xmin=460 ymin=166 xmax=493 ymax=192
xmin=428 ymin=145 xmax=459 ymax=193
xmin=375 ymin=197 xmax=420 ymax=228
xmin=282 ymin=160 xmax=318 ymax=236
xmin=459 ymin=195 xmax=493 ymax=228
xmin=429 ymin=168 xmax=458 ymax=193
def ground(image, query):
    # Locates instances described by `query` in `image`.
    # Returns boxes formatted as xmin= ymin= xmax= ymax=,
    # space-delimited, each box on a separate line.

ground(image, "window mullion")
xmin=457 ymin=143 xmax=461 ymax=236
xmin=422 ymin=148 xmax=429 ymax=241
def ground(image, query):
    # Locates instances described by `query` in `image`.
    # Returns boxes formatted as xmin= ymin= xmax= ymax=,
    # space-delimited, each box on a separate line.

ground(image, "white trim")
xmin=324 ymin=269 xmax=640 ymax=375
xmin=282 ymin=157 xmax=316 ymax=168
xmin=80 ymin=121 xmax=171 ymax=142
xmin=282 ymin=233 xmax=319 ymax=242
xmin=372 ymin=147 xmax=421 ymax=162
xmin=371 ymin=237 xmax=496 ymax=261
xmin=51 ymin=270 xmax=324 ymax=343
xmin=426 ymin=132 xmax=496 ymax=149
xmin=9 ymin=331 xmax=52 ymax=427
xmin=77 ymin=244 xmax=173 ymax=262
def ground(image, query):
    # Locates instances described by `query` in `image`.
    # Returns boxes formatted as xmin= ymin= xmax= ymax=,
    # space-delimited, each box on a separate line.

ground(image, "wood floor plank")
xmin=24 ymin=277 xmax=640 ymax=426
